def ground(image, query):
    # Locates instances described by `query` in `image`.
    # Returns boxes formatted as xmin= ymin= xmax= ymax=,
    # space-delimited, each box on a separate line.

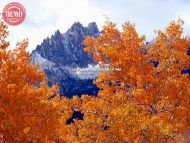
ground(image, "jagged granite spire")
xmin=31 ymin=22 xmax=100 ymax=97
xmin=87 ymin=22 xmax=99 ymax=35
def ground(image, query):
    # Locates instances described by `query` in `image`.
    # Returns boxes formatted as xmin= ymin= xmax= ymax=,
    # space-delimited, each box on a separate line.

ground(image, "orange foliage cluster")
xmin=0 ymin=19 xmax=189 ymax=143
xmin=0 ymin=21 xmax=75 ymax=143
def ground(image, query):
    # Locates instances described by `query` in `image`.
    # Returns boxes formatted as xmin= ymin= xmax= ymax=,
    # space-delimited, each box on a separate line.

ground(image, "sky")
xmin=1 ymin=0 xmax=190 ymax=52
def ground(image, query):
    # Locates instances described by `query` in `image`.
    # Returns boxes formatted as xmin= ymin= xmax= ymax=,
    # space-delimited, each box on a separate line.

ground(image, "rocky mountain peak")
xmin=87 ymin=22 xmax=99 ymax=35
xmin=54 ymin=30 xmax=62 ymax=37
xmin=31 ymin=22 xmax=100 ymax=97
xmin=70 ymin=22 xmax=84 ymax=33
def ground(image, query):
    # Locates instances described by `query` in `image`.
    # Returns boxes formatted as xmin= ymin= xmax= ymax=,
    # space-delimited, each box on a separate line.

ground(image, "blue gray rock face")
xmin=31 ymin=22 xmax=100 ymax=98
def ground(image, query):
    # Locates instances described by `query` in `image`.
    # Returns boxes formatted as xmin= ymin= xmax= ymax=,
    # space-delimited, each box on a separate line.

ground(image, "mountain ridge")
xmin=31 ymin=22 xmax=100 ymax=97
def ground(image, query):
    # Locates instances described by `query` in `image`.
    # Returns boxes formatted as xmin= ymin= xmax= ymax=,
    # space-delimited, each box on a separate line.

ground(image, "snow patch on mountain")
xmin=31 ymin=52 xmax=55 ymax=70
xmin=73 ymin=64 xmax=100 ymax=79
